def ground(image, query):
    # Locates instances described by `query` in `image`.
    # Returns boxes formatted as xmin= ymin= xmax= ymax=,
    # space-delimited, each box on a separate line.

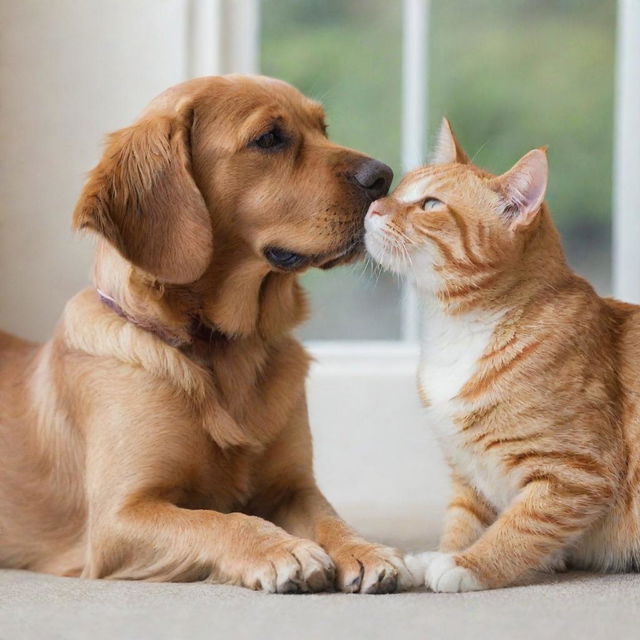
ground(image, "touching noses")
xmin=353 ymin=159 xmax=393 ymax=200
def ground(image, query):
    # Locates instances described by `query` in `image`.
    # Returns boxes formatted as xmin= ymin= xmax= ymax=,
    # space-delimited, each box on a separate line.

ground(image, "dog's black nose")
xmin=353 ymin=159 xmax=393 ymax=199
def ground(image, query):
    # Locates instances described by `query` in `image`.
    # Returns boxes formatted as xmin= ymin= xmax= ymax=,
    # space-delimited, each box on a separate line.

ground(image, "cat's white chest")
xmin=418 ymin=306 xmax=498 ymax=409
xmin=418 ymin=305 xmax=515 ymax=510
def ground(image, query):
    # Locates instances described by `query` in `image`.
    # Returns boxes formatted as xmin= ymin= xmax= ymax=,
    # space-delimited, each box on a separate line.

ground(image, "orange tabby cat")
xmin=365 ymin=119 xmax=640 ymax=592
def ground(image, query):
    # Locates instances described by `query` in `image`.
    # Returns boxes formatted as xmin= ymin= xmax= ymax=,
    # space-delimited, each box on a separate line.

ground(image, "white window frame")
xmin=613 ymin=0 xmax=640 ymax=305
xmin=188 ymin=0 xmax=640 ymax=358
xmin=187 ymin=0 xmax=260 ymax=77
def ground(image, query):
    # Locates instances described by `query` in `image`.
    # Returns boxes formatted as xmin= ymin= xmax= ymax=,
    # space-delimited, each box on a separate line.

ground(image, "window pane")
xmin=262 ymin=0 xmax=615 ymax=340
xmin=261 ymin=0 xmax=404 ymax=340
xmin=429 ymin=0 xmax=615 ymax=293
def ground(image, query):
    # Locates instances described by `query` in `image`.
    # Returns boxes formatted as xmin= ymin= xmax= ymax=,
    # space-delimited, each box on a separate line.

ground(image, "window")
xmin=428 ymin=0 xmax=616 ymax=297
xmin=259 ymin=0 xmax=624 ymax=342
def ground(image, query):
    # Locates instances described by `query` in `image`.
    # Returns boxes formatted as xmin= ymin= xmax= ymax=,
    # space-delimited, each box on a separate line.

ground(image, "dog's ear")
xmin=72 ymin=106 xmax=212 ymax=284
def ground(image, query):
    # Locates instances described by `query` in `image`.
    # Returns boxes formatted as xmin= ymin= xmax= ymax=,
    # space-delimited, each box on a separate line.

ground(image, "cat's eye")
xmin=421 ymin=197 xmax=444 ymax=211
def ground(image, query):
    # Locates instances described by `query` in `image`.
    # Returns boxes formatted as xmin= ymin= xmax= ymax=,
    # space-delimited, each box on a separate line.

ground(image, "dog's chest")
xmin=418 ymin=306 xmax=517 ymax=510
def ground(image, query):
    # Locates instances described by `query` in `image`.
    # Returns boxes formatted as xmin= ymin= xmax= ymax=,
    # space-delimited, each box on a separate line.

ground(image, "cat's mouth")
xmin=364 ymin=229 xmax=404 ymax=274
xmin=366 ymin=213 xmax=421 ymax=279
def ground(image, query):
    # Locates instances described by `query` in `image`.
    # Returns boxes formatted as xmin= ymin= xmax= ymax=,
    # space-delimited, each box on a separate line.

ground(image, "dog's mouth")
xmin=317 ymin=235 xmax=364 ymax=269
xmin=264 ymin=235 xmax=364 ymax=272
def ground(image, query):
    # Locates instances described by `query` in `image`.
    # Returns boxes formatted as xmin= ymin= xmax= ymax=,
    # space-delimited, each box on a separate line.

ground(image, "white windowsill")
xmin=305 ymin=341 xmax=420 ymax=375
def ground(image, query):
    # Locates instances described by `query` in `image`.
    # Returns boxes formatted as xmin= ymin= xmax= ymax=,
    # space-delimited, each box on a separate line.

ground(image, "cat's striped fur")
xmin=365 ymin=119 xmax=640 ymax=591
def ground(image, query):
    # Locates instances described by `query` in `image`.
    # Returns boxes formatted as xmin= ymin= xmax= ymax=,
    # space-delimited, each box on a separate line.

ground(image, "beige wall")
xmin=0 ymin=0 xmax=187 ymax=340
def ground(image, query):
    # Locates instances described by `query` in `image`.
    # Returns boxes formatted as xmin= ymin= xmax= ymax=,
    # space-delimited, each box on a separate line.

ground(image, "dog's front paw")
xmin=221 ymin=515 xmax=335 ymax=593
xmin=405 ymin=551 xmax=483 ymax=593
xmin=330 ymin=541 xmax=412 ymax=594
xmin=242 ymin=536 xmax=335 ymax=594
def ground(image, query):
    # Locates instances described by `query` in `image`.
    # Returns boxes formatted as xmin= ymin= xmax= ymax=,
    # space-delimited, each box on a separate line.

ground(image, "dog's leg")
xmin=86 ymin=500 xmax=335 ymax=592
xmin=251 ymin=398 xmax=413 ymax=593
xmin=82 ymin=382 xmax=334 ymax=592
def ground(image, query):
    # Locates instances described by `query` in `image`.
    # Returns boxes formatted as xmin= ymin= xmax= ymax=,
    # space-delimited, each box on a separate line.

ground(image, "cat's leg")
xmin=424 ymin=473 xmax=613 ymax=592
xmin=439 ymin=474 xmax=497 ymax=553
xmin=405 ymin=474 xmax=496 ymax=586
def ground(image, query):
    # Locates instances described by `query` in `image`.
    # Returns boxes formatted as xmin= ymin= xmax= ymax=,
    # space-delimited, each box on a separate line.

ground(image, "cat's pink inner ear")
xmin=494 ymin=148 xmax=548 ymax=229
xmin=431 ymin=118 xmax=470 ymax=165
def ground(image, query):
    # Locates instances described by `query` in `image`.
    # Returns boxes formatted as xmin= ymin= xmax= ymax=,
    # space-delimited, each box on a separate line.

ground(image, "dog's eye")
xmin=264 ymin=247 xmax=307 ymax=270
xmin=422 ymin=197 xmax=444 ymax=211
xmin=253 ymin=129 xmax=285 ymax=150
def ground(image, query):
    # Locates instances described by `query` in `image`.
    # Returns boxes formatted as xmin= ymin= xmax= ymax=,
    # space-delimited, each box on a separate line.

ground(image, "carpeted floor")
xmin=1 ymin=510 xmax=639 ymax=640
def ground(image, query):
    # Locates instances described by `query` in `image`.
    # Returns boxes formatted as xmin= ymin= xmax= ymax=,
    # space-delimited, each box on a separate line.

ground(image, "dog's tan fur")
xmin=0 ymin=75 xmax=409 ymax=593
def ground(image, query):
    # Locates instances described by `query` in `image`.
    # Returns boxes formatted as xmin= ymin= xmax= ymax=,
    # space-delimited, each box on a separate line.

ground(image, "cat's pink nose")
xmin=367 ymin=200 xmax=387 ymax=217
xmin=367 ymin=197 xmax=399 ymax=219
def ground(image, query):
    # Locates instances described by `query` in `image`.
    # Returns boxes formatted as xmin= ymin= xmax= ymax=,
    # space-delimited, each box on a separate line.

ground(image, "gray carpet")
xmin=1 ymin=512 xmax=639 ymax=640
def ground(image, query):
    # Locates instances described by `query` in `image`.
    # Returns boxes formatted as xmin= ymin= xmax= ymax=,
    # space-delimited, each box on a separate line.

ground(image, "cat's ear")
xmin=492 ymin=148 xmax=548 ymax=230
xmin=431 ymin=118 xmax=470 ymax=165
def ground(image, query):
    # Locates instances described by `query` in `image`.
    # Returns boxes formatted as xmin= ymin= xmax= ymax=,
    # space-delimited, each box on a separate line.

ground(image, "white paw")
xmin=405 ymin=551 xmax=483 ymax=593
xmin=404 ymin=552 xmax=431 ymax=587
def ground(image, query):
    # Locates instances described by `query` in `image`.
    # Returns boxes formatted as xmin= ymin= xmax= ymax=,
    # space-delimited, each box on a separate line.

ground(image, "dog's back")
xmin=0 ymin=329 xmax=38 ymax=400
xmin=0 ymin=328 xmax=37 ymax=352
xmin=0 ymin=329 xmax=87 ymax=574
xmin=0 ymin=329 xmax=39 ymax=419
xmin=0 ymin=330 xmax=40 ymax=567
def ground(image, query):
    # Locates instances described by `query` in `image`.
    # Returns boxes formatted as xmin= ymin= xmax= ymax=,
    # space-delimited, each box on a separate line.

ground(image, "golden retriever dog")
xmin=0 ymin=75 xmax=411 ymax=594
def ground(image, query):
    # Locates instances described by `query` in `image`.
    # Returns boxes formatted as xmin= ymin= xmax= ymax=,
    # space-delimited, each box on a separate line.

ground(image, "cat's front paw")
xmin=405 ymin=551 xmax=484 ymax=593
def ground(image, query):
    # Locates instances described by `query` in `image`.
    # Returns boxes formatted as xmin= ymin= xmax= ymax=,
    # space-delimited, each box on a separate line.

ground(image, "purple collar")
xmin=96 ymin=288 xmax=225 ymax=349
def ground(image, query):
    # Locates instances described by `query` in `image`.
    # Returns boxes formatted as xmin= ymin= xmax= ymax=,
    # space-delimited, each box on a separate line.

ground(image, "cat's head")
xmin=365 ymin=119 xmax=552 ymax=304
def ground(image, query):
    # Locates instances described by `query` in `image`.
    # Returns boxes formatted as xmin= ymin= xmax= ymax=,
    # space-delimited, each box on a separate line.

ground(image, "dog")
xmin=0 ymin=75 xmax=411 ymax=593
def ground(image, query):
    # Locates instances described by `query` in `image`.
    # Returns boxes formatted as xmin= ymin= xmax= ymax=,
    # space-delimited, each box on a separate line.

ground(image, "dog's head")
xmin=73 ymin=76 xmax=392 ymax=291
